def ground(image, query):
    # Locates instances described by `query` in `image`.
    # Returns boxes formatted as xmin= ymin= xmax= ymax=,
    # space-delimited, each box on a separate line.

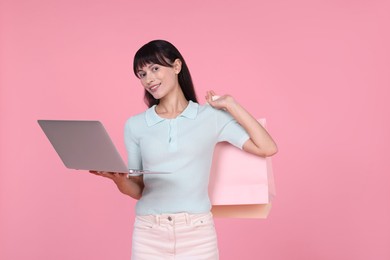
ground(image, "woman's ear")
xmin=173 ymin=59 xmax=182 ymax=74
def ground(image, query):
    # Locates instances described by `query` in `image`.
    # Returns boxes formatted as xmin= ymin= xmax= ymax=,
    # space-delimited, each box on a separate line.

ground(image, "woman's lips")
xmin=149 ymin=83 xmax=161 ymax=93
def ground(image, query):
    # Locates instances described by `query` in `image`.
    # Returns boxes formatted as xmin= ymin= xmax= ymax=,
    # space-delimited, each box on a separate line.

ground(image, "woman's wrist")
xmin=225 ymin=96 xmax=239 ymax=113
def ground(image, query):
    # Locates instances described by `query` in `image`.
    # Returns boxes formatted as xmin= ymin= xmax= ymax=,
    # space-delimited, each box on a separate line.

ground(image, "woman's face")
xmin=136 ymin=59 xmax=181 ymax=100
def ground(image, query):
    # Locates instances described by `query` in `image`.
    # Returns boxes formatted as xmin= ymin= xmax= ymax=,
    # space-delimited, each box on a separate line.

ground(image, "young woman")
xmin=91 ymin=40 xmax=277 ymax=260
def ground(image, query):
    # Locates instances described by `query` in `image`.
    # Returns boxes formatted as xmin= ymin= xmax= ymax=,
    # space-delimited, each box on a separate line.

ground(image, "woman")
xmin=91 ymin=40 xmax=277 ymax=259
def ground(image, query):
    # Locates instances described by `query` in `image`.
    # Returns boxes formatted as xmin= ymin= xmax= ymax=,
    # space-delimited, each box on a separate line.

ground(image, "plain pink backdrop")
xmin=1 ymin=0 xmax=389 ymax=259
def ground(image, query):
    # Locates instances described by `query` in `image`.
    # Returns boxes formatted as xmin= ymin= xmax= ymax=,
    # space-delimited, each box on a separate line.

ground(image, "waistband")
xmin=136 ymin=212 xmax=212 ymax=226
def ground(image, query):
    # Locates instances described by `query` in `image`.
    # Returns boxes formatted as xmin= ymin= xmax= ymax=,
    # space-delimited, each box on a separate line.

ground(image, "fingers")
xmin=89 ymin=170 xmax=116 ymax=174
xmin=205 ymin=91 xmax=211 ymax=102
xmin=205 ymin=90 xmax=218 ymax=103
xmin=88 ymin=170 xmax=125 ymax=180
xmin=89 ymin=170 xmax=102 ymax=176
xmin=89 ymin=170 xmax=109 ymax=175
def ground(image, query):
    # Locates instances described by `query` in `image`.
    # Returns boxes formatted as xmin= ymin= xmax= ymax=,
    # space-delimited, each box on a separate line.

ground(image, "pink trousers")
xmin=131 ymin=212 xmax=219 ymax=260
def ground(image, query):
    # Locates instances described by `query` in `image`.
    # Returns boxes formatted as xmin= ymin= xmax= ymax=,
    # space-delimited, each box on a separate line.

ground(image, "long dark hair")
xmin=133 ymin=40 xmax=198 ymax=108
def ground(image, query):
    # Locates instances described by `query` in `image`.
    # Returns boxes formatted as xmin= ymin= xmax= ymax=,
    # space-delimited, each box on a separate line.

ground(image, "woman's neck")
xmin=156 ymin=91 xmax=189 ymax=119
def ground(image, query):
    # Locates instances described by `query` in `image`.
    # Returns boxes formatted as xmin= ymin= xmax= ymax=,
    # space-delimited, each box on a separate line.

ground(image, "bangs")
xmin=133 ymin=49 xmax=173 ymax=78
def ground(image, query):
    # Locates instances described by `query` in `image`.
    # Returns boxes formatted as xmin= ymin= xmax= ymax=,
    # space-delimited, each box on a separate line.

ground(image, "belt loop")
xmin=185 ymin=213 xmax=190 ymax=225
xmin=155 ymin=215 xmax=160 ymax=226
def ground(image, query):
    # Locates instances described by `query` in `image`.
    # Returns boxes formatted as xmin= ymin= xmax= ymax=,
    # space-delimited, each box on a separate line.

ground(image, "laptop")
xmin=37 ymin=120 xmax=170 ymax=176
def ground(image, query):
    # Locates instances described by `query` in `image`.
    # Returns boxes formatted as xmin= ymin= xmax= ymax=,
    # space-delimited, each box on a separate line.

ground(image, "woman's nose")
xmin=146 ymin=73 xmax=155 ymax=84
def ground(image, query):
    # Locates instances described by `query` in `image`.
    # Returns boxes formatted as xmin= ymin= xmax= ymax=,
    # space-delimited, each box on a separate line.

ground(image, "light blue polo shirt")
xmin=124 ymin=100 xmax=249 ymax=215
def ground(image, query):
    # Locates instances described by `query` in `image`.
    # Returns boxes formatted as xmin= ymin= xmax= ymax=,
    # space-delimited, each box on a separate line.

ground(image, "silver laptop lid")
xmin=38 ymin=120 xmax=130 ymax=173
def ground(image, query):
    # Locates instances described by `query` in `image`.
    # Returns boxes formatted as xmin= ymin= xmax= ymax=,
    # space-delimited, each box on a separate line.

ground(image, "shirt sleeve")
xmin=124 ymin=117 xmax=143 ymax=170
xmin=215 ymin=109 xmax=250 ymax=149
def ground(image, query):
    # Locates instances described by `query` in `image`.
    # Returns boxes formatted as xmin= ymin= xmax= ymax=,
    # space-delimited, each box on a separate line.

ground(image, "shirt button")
xmin=167 ymin=216 xmax=172 ymax=221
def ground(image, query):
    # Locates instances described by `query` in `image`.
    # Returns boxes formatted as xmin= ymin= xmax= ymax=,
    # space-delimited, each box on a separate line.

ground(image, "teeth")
xmin=150 ymin=84 xmax=160 ymax=90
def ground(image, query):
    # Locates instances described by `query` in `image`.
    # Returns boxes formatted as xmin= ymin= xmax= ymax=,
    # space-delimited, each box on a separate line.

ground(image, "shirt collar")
xmin=145 ymin=100 xmax=199 ymax=126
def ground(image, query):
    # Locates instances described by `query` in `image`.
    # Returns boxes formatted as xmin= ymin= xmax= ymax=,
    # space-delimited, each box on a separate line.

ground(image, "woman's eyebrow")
xmin=138 ymin=64 xmax=156 ymax=72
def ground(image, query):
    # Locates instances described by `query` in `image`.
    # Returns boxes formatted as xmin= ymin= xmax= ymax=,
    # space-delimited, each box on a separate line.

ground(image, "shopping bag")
xmin=209 ymin=119 xmax=276 ymax=218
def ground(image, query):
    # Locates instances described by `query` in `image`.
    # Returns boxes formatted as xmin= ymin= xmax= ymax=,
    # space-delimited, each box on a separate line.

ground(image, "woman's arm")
xmin=206 ymin=91 xmax=278 ymax=157
xmin=89 ymin=171 xmax=144 ymax=200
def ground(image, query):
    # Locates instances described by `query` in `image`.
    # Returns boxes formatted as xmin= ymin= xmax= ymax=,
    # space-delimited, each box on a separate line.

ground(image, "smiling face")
xmin=136 ymin=59 xmax=182 ymax=100
xmin=133 ymin=40 xmax=197 ymax=107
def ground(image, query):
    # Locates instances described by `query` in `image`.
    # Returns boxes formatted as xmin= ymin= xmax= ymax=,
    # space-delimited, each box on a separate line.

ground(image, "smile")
xmin=149 ymin=83 xmax=161 ymax=92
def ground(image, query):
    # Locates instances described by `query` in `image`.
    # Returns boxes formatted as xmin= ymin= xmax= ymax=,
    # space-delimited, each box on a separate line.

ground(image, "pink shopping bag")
xmin=209 ymin=119 xmax=276 ymax=218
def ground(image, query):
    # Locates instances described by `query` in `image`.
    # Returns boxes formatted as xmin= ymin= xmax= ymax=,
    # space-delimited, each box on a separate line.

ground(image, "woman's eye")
xmin=138 ymin=72 xmax=146 ymax=78
xmin=152 ymin=66 xmax=159 ymax=72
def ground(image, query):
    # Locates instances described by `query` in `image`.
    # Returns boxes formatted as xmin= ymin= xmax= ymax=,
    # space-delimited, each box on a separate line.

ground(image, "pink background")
xmin=1 ymin=0 xmax=389 ymax=259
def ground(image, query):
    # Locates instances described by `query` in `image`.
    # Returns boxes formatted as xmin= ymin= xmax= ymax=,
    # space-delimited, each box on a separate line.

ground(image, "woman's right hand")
xmin=89 ymin=171 xmax=144 ymax=200
xmin=89 ymin=170 xmax=125 ymax=182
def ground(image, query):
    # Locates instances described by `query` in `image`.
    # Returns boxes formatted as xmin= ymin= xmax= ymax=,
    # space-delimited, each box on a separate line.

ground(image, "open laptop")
xmin=37 ymin=120 xmax=169 ymax=176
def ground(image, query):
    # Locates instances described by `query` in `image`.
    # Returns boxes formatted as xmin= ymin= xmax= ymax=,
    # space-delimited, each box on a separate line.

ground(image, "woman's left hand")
xmin=205 ymin=90 xmax=278 ymax=157
xmin=205 ymin=90 xmax=235 ymax=111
